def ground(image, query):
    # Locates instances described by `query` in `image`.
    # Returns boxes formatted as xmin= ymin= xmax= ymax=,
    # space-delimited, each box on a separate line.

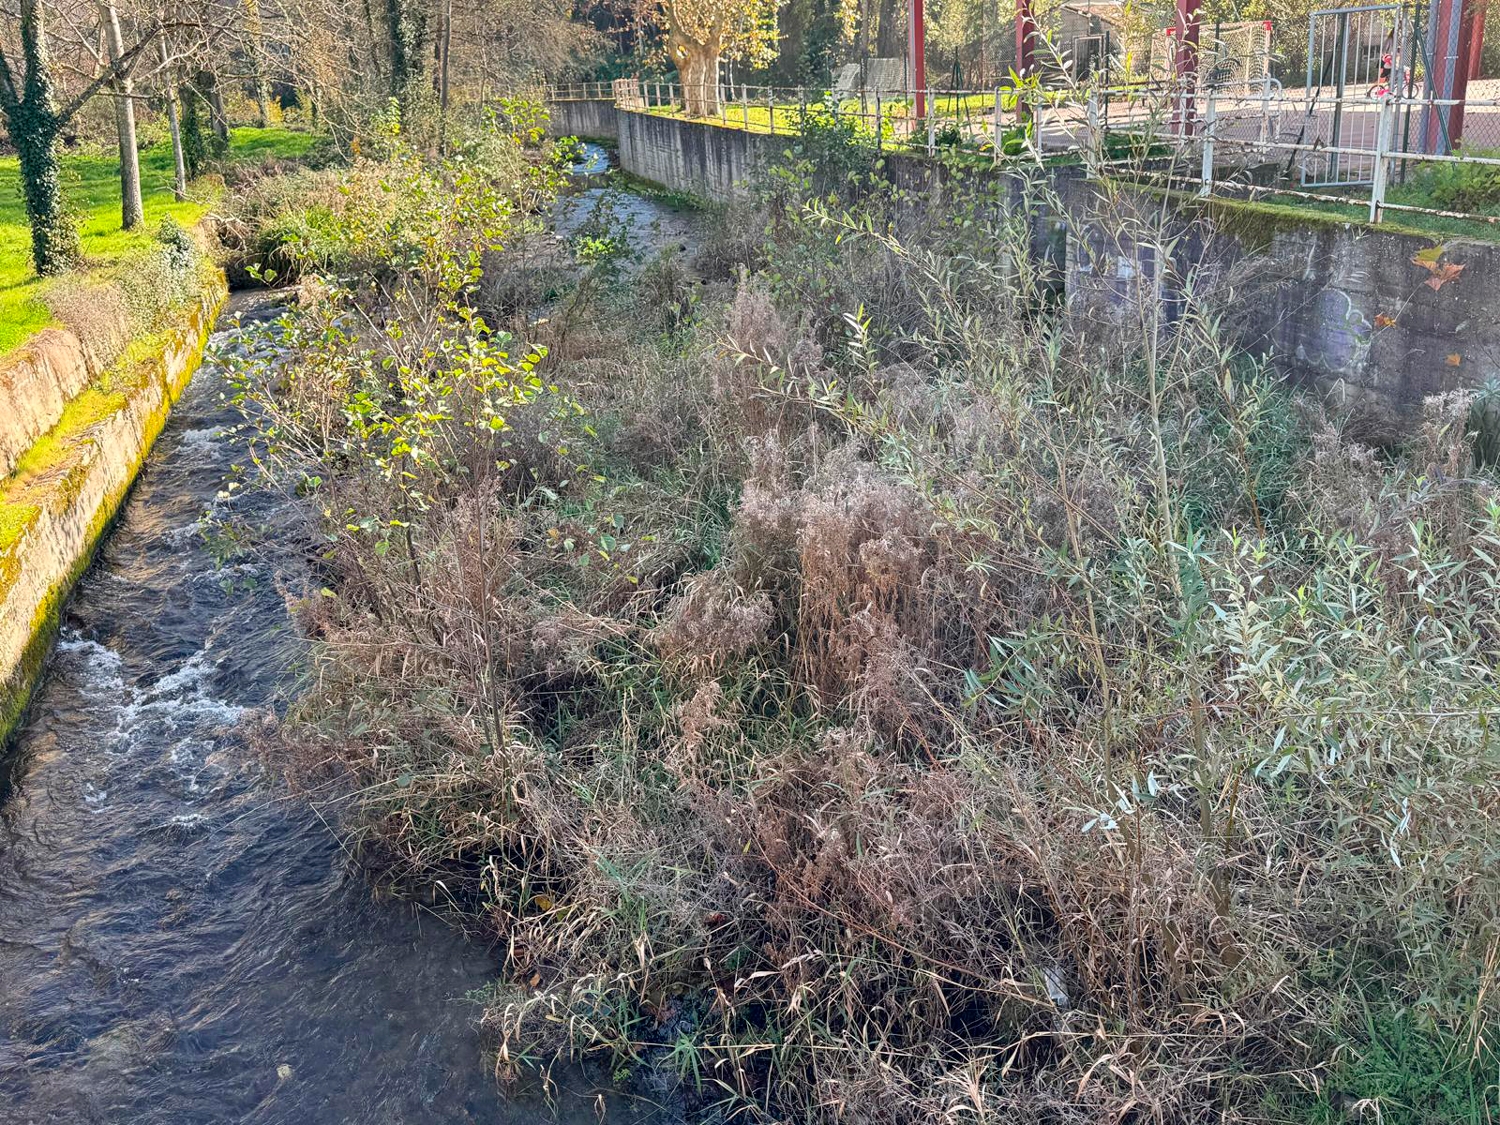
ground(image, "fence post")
xmin=1369 ymin=91 xmax=1396 ymax=223
xmin=876 ymin=94 xmax=883 ymax=150
xmin=768 ymin=87 xmax=776 ymax=134
xmin=1258 ymin=75 xmax=1273 ymax=147
xmin=743 ymin=83 xmax=750 ymax=131
xmin=927 ymin=96 xmax=936 ymax=153
xmin=993 ymin=85 xmax=1003 ymax=163
xmin=1086 ymin=91 xmax=1100 ymax=160
xmin=1198 ymin=89 xmax=1216 ymax=196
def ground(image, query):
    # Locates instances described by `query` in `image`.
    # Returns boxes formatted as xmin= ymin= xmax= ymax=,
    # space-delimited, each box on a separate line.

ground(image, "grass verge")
xmin=0 ymin=126 xmax=315 ymax=356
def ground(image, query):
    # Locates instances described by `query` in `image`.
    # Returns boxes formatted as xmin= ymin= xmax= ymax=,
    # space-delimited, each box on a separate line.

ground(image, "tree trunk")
xmin=360 ymin=0 xmax=387 ymax=86
xmin=203 ymin=70 xmax=229 ymax=139
xmin=7 ymin=0 xmax=81 ymax=273
xmin=15 ymin=117 xmax=80 ymax=275
xmin=246 ymin=0 xmax=272 ymax=127
xmin=385 ymin=0 xmax=427 ymax=97
xmin=437 ymin=0 xmax=452 ymax=149
xmin=101 ymin=1 xmax=143 ymax=230
xmin=160 ymin=39 xmax=187 ymax=200
xmin=675 ymin=42 xmax=720 ymax=117
xmin=876 ymin=0 xmax=903 ymax=57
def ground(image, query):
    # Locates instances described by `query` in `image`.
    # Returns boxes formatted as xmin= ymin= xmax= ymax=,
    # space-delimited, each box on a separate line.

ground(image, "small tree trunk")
xmin=876 ymin=0 xmax=903 ymax=56
xmin=437 ymin=0 xmax=452 ymax=150
xmin=204 ymin=71 xmax=229 ymax=140
xmin=100 ymin=0 xmax=143 ymax=231
xmin=160 ymin=39 xmax=188 ymax=200
xmin=246 ymin=0 xmax=272 ymax=127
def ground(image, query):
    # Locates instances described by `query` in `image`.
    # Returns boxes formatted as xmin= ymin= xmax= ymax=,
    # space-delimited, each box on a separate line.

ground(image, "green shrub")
xmin=1410 ymin=150 xmax=1500 ymax=213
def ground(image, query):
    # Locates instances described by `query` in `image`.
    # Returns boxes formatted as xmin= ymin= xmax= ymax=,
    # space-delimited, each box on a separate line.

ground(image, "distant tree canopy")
xmin=643 ymin=0 xmax=780 ymax=114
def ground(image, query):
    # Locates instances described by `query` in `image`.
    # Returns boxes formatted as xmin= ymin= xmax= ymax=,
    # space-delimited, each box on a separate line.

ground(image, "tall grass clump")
xmin=231 ymin=99 xmax=1500 ymax=1124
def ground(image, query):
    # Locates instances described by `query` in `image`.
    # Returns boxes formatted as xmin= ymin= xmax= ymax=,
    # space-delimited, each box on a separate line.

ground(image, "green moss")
xmin=8 ymin=386 xmax=129 ymax=480
xmin=0 ymin=502 xmax=38 ymax=553
xmin=1198 ymin=193 xmax=1366 ymax=250
xmin=1192 ymin=188 xmax=1498 ymax=247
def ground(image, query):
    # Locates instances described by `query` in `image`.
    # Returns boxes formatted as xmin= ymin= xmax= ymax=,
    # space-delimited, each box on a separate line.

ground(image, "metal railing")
xmin=542 ymin=75 xmax=1500 ymax=227
xmin=546 ymin=81 xmax=618 ymax=101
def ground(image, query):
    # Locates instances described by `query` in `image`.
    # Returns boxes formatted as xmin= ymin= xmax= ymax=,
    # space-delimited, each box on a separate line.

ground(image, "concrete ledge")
xmin=0 ymin=273 xmax=228 ymax=745
xmin=0 ymin=330 xmax=100 ymax=481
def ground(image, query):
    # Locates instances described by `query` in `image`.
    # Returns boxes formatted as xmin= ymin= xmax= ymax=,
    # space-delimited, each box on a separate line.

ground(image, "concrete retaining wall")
xmin=1063 ymin=179 xmax=1500 ymax=434
xmin=556 ymin=102 xmax=1498 ymax=431
xmin=0 ymin=331 xmax=100 ymax=481
xmin=0 ymin=274 xmax=227 ymax=744
xmin=617 ymin=109 xmax=781 ymax=199
xmin=550 ymin=98 xmax=620 ymax=141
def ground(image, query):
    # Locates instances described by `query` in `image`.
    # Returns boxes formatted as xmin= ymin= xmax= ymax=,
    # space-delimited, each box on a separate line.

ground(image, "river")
xmin=0 ymin=301 xmax=649 ymax=1124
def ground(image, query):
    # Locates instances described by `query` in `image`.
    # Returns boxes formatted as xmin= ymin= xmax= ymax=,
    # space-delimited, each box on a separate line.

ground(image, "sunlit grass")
xmin=0 ymin=126 xmax=316 ymax=355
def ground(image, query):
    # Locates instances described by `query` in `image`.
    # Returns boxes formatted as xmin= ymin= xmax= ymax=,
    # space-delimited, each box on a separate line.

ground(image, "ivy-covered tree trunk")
xmin=385 ymin=0 xmax=428 ymax=101
xmin=2 ymin=0 xmax=82 ymax=274
xmin=14 ymin=110 xmax=80 ymax=274
xmin=178 ymin=78 xmax=228 ymax=177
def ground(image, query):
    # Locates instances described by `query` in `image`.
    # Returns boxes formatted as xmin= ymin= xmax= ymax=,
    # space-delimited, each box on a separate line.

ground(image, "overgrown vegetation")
xmin=227 ymin=102 xmax=1500 ymax=1124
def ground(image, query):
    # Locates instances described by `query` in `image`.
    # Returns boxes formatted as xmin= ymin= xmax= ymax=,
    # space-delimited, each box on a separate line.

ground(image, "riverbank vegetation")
xmin=224 ymin=99 xmax=1500 ymax=1124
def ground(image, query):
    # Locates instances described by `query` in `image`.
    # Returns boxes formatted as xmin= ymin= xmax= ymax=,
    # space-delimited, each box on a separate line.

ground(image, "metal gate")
xmin=1300 ymin=4 xmax=1405 ymax=186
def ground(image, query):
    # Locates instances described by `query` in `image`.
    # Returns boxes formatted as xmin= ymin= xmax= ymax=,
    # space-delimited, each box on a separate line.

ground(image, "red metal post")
xmin=1014 ymin=0 xmax=1037 ymax=121
xmin=1450 ymin=0 xmax=1481 ymax=144
xmin=1468 ymin=2 xmax=1488 ymax=78
xmin=1172 ymin=0 xmax=1202 ymax=135
xmin=910 ymin=0 xmax=927 ymax=121
xmin=1424 ymin=0 xmax=1482 ymax=150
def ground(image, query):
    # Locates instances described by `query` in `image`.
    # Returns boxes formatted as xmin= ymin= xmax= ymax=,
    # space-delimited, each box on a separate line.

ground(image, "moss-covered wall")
xmin=0 ymin=273 xmax=227 ymax=747
xmin=0 ymin=329 xmax=107 ymax=480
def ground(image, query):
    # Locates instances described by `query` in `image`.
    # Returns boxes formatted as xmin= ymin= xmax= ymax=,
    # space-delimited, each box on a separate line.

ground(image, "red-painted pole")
xmin=910 ymin=0 xmax=927 ymax=120
xmin=1424 ymin=0 xmax=1481 ymax=151
xmin=1450 ymin=0 xmax=1481 ymax=144
xmin=1172 ymin=0 xmax=1202 ymax=136
xmin=1015 ymin=0 xmax=1037 ymax=122
xmin=1468 ymin=2 xmax=1488 ymax=79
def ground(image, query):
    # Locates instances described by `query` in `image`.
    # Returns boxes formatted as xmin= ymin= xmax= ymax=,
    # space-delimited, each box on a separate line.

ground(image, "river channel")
xmin=0 ymin=299 xmax=653 ymax=1124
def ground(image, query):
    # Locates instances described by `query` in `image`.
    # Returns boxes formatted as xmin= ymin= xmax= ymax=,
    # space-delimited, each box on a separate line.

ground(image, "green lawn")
xmin=0 ymin=126 xmax=317 ymax=355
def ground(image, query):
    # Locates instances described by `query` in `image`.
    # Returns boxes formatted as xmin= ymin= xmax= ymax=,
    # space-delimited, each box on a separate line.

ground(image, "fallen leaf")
xmin=1447 ymin=353 xmax=1462 ymax=366
xmin=1425 ymin=262 xmax=1465 ymax=290
xmin=1375 ymin=313 xmax=1397 ymax=328
xmin=1412 ymin=252 xmax=1465 ymax=290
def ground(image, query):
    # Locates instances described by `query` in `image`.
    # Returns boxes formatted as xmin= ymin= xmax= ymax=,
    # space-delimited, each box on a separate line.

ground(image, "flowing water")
xmin=556 ymin=143 xmax=697 ymax=264
xmin=0 ymin=300 xmax=649 ymax=1124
